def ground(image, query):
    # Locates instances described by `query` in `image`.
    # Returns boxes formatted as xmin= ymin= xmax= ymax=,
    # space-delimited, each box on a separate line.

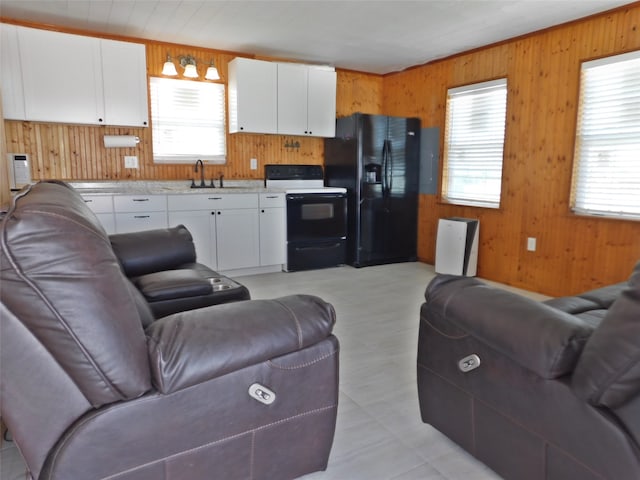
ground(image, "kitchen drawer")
xmin=114 ymin=212 xmax=168 ymax=233
xmin=168 ymin=193 xmax=258 ymax=211
xmin=81 ymin=194 xmax=113 ymax=213
xmin=259 ymin=193 xmax=285 ymax=208
xmin=114 ymin=194 xmax=167 ymax=212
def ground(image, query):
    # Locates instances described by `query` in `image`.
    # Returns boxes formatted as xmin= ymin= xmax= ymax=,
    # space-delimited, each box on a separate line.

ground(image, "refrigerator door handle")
xmin=382 ymin=139 xmax=391 ymax=197
xmin=387 ymin=140 xmax=393 ymax=194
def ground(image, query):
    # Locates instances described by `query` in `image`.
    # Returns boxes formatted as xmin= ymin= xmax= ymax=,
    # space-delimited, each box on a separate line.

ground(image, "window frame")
xmin=149 ymin=76 xmax=227 ymax=165
xmin=570 ymin=49 xmax=640 ymax=221
xmin=441 ymin=78 xmax=508 ymax=209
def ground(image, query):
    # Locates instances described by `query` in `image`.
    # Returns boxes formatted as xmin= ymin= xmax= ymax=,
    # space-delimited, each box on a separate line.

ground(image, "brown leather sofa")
xmin=1 ymin=180 xmax=339 ymax=480
xmin=109 ymin=225 xmax=250 ymax=318
xmin=417 ymin=264 xmax=640 ymax=480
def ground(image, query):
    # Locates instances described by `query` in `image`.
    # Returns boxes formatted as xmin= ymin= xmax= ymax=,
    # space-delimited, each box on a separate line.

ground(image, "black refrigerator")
xmin=324 ymin=113 xmax=421 ymax=267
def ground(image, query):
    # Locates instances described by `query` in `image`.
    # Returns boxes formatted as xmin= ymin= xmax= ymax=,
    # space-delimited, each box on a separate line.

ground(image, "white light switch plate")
xmin=527 ymin=237 xmax=537 ymax=251
xmin=250 ymin=158 xmax=258 ymax=170
xmin=124 ymin=156 xmax=138 ymax=169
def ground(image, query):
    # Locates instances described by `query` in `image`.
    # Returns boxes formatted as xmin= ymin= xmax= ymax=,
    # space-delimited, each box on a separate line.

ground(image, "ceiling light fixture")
xmin=161 ymin=53 xmax=178 ymax=76
xmin=161 ymin=53 xmax=220 ymax=81
xmin=205 ymin=59 xmax=220 ymax=80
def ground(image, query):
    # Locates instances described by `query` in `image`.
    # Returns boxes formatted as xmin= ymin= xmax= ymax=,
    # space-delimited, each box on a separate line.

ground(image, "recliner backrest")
xmin=0 ymin=181 xmax=152 ymax=408
xmin=572 ymin=261 xmax=640 ymax=408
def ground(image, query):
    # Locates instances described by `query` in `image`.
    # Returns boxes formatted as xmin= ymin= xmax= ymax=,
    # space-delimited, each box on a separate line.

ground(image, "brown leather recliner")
xmin=1 ymin=181 xmax=339 ymax=480
xmin=109 ymin=225 xmax=251 ymax=318
xmin=417 ymin=264 xmax=640 ymax=480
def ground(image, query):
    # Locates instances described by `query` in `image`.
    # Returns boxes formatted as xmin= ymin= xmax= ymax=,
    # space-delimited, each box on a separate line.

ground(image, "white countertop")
xmin=70 ymin=180 xmax=279 ymax=195
xmin=70 ymin=180 xmax=346 ymax=195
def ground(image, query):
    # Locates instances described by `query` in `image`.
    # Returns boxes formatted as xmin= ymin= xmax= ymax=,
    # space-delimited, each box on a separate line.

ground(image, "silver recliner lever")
xmin=458 ymin=354 xmax=481 ymax=373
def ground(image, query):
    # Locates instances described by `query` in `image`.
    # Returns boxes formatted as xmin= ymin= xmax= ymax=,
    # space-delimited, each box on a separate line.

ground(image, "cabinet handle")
xmin=261 ymin=209 xmax=265 ymax=213
xmin=208 ymin=197 xmax=223 ymax=200
xmin=84 ymin=199 xmax=93 ymax=203
xmin=266 ymin=195 xmax=278 ymax=199
xmin=132 ymin=198 xmax=149 ymax=202
xmin=134 ymin=215 xmax=150 ymax=219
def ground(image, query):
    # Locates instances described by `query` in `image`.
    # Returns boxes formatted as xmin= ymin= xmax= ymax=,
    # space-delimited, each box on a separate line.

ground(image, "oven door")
xmin=286 ymin=193 xmax=347 ymax=242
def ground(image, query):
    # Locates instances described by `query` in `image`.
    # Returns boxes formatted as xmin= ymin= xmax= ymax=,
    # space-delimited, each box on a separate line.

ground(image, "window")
xmin=149 ymin=77 xmax=226 ymax=164
xmin=571 ymin=50 xmax=640 ymax=220
xmin=442 ymin=79 xmax=507 ymax=208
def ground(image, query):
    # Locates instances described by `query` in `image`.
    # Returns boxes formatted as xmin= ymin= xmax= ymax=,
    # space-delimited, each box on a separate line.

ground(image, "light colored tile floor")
xmin=1 ymin=262 xmax=548 ymax=479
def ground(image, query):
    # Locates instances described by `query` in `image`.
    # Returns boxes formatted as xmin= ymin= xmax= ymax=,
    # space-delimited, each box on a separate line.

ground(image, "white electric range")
xmin=264 ymin=165 xmax=347 ymax=271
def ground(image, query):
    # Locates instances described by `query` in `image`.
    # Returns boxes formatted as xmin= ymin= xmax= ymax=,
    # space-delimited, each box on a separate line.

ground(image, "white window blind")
xmin=442 ymin=78 xmax=507 ymax=208
xmin=150 ymin=77 xmax=226 ymax=164
xmin=571 ymin=50 xmax=640 ymax=220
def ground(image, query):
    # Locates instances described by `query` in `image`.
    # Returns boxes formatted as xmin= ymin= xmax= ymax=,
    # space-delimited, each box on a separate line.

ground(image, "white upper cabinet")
xmin=306 ymin=66 xmax=337 ymax=137
xmin=277 ymin=63 xmax=336 ymax=137
xmin=228 ymin=57 xmax=336 ymax=137
xmin=228 ymin=57 xmax=278 ymax=134
xmin=101 ymin=40 xmax=149 ymax=127
xmin=18 ymin=27 xmax=104 ymax=125
xmin=2 ymin=24 xmax=148 ymax=126
xmin=0 ymin=24 xmax=26 ymax=120
xmin=277 ymin=63 xmax=308 ymax=136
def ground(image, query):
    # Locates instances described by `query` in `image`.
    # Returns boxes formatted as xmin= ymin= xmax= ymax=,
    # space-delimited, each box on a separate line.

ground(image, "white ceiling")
xmin=0 ymin=0 xmax=633 ymax=74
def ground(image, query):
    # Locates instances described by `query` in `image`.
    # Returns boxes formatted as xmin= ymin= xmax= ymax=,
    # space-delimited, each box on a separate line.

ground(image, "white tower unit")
xmin=435 ymin=217 xmax=479 ymax=276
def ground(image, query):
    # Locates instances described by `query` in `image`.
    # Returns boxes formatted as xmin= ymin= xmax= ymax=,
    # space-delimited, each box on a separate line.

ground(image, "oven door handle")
xmin=294 ymin=242 xmax=343 ymax=251
xmin=286 ymin=194 xmax=346 ymax=200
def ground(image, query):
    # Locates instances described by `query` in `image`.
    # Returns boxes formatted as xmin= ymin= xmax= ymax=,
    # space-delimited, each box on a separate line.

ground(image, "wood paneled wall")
xmin=384 ymin=4 xmax=640 ymax=296
xmin=3 ymin=6 xmax=638 ymax=296
xmin=3 ymin=31 xmax=382 ymax=183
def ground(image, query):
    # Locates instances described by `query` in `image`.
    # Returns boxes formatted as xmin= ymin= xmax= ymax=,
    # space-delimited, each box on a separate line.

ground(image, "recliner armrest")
xmin=423 ymin=275 xmax=593 ymax=379
xmin=146 ymin=294 xmax=336 ymax=394
xmin=110 ymin=225 xmax=197 ymax=277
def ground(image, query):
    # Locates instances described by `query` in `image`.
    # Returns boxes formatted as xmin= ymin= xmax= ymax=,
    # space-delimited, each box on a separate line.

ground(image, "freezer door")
xmin=357 ymin=116 xmax=420 ymax=266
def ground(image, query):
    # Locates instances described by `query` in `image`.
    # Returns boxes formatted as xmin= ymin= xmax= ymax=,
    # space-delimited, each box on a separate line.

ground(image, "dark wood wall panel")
xmin=383 ymin=4 xmax=640 ymax=296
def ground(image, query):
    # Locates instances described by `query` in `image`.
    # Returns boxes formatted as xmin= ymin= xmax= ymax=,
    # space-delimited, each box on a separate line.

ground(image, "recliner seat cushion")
xmin=573 ymin=262 xmax=640 ymax=407
xmin=0 ymin=181 xmax=151 ymax=407
xmin=136 ymin=269 xmax=213 ymax=301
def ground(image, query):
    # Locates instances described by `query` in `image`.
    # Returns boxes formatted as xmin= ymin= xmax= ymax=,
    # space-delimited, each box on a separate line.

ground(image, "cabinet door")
xmin=259 ymin=207 xmax=286 ymax=266
xmin=0 ymin=24 xmax=25 ymax=120
xmin=18 ymin=26 xmax=104 ymax=124
xmin=101 ymin=39 xmax=149 ymax=127
xmin=307 ymin=67 xmax=337 ymax=137
xmin=114 ymin=212 xmax=167 ymax=234
xmin=95 ymin=213 xmax=116 ymax=235
xmin=168 ymin=210 xmax=217 ymax=270
xmin=113 ymin=195 xmax=167 ymax=212
xmin=215 ymin=208 xmax=259 ymax=271
xmin=277 ymin=63 xmax=308 ymax=136
xmin=228 ymin=58 xmax=277 ymax=134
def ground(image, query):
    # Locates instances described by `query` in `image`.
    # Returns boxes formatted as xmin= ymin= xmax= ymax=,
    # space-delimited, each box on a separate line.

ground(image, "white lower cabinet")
xmin=168 ymin=193 xmax=264 ymax=273
xmin=81 ymin=194 xmax=115 ymax=234
xmin=259 ymin=194 xmax=286 ymax=266
xmin=216 ymin=208 xmax=259 ymax=271
xmin=113 ymin=195 xmax=168 ymax=234
xmin=168 ymin=210 xmax=217 ymax=269
xmin=114 ymin=212 xmax=167 ymax=234
xmin=82 ymin=191 xmax=285 ymax=273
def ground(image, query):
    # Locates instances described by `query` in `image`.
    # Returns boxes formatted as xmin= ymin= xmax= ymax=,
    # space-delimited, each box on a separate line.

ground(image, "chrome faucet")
xmin=194 ymin=159 xmax=205 ymax=187
xmin=218 ymin=173 xmax=224 ymax=188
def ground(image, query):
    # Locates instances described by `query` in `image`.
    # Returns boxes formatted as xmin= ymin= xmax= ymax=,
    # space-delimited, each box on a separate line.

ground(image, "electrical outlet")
xmin=124 ymin=156 xmax=138 ymax=169
xmin=527 ymin=237 xmax=537 ymax=251
xmin=250 ymin=158 xmax=258 ymax=170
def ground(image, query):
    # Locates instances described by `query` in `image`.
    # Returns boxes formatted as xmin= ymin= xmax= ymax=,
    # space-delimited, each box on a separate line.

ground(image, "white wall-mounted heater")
xmin=435 ymin=217 xmax=479 ymax=276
